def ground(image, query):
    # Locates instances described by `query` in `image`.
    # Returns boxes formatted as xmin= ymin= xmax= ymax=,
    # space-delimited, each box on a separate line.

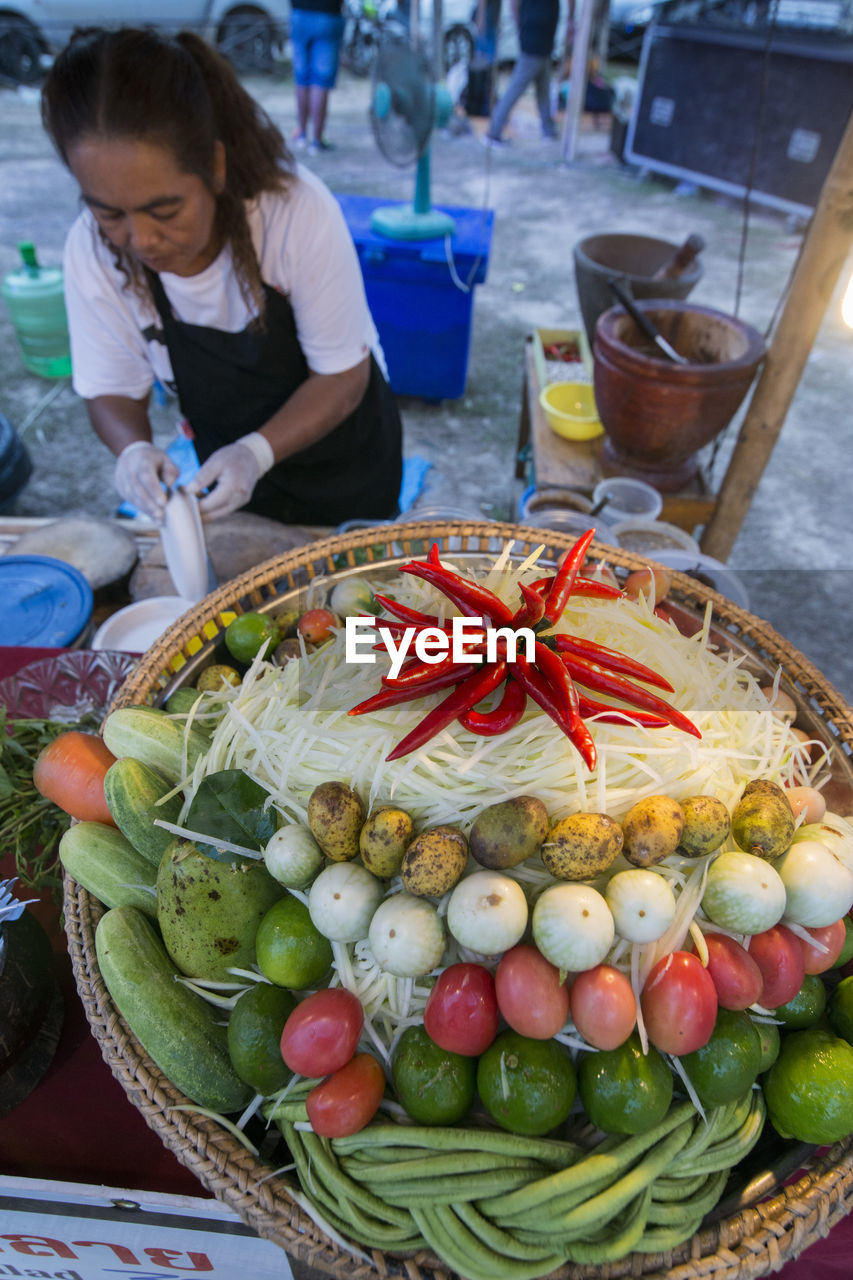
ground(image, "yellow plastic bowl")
xmin=539 ymin=381 xmax=604 ymax=440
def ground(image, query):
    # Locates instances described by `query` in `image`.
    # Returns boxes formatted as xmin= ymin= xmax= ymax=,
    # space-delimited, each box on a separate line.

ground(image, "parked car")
xmin=0 ymin=0 xmax=290 ymax=86
xmin=608 ymin=0 xmax=853 ymax=62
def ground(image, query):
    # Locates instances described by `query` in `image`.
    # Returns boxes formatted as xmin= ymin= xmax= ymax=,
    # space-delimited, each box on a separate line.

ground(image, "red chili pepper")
xmin=458 ymin=679 xmax=527 ymax=736
xmin=386 ymin=661 xmax=509 ymax=761
xmin=349 ymin=663 xmax=480 ymax=716
xmin=373 ymin=593 xmax=443 ymax=629
xmin=427 ymin=542 xmax=442 ymax=566
xmin=401 ymin=561 xmax=514 ymax=626
xmin=512 ymin=581 xmax=546 ymax=629
xmin=573 ymin=576 xmax=623 ymax=600
xmin=533 ymin=640 xmax=581 ymax=728
xmin=530 ymin=574 xmax=622 ymax=601
xmin=553 ymin=634 xmax=674 ymax=692
xmin=383 ymin=649 xmax=485 ymax=690
xmin=577 ymin=694 xmax=669 ymax=728
xmin=559 ymin=653 xmax=701 ymax=739
xmin=540 ymin=529 xmax=596 ymax=626
xmin=514 ymin=655 xmax=597 ymax=770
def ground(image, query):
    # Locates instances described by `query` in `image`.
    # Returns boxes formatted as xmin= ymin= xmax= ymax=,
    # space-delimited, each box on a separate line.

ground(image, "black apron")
xmin=146 ymin=270 xmax=403 ymax=526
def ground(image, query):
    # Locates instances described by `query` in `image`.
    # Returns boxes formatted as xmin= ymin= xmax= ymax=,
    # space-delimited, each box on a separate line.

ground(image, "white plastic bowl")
xmin=92 ymin=596 xmax=194 ymax=653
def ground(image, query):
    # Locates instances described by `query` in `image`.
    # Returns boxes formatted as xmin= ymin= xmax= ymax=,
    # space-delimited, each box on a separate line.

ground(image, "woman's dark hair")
xmin=41 ymin=26 xmax=293 ymax=312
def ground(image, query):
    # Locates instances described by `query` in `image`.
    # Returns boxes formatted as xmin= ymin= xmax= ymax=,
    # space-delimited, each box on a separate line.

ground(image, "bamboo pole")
xmin=560 ymin=0 xmax=596 ymax=163
xmin=701 ymin=108 xmax=853 ymax=561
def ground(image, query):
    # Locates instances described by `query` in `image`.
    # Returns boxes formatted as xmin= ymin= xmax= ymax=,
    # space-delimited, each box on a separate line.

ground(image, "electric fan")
xmin=369 ymin=34 xmax=455 ymax=240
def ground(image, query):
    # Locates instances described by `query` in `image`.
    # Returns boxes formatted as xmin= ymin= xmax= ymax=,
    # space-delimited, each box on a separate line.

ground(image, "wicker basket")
xmin=63 ymin=521 xmax=853 ymax=1280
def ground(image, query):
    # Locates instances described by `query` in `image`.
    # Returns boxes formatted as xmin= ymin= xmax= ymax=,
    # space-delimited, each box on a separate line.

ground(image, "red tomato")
xmin=280 ymin=988 xmax=363 ymax=1077
xmin=495 ymin=945 xmax=570 ymax=1039
xmin=33 ymin=730 xmax=117 ymax=826
xmin=747 ymin=925 xmax=805 ymax=1008
xmin=569 ymin=964 xmax=637 ymax=1050
xmin=297 ymin=608 xmax=339 ymax=643
xmin=798 ymin=921 xmax=847 ymax=975
xmin=641 ymin=951 xmax=718 ymax=1056
xmin=703 ymin=933 xmax=764 ymax=1010
xmin=306 ymin=1053 xmax=386 ymax=1138
xmin=423 ymin=963 xmax=499 ymax=1056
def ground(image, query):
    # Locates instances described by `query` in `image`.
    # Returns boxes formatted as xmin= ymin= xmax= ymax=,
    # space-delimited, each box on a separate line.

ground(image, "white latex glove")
xmin=114 ymin=440 xmax=180 ymax=521
xmin=185 ymin=432 xmax=275 ymax=520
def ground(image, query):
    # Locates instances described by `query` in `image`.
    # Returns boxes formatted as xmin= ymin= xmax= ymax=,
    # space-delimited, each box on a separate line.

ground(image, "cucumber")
xmin=60 ymin=821 xmax=158 ymax=918
xmin=102 ymin=705 xmax=208 ymax=784
xmin=104 ymin=757 xmax=183 ymax=866
xmin=95 ymin=905 xmax=253 ymax=1113
xmin=164 ymin=687 xmax=204 ymax=715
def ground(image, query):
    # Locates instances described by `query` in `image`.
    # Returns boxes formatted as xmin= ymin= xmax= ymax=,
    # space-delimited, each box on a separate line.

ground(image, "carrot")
xmin=32 ymin=730 xmax=118 ymax=826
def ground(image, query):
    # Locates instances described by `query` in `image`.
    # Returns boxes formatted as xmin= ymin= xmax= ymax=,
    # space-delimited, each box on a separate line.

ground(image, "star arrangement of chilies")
xmin=348 ymin=530 xmax=701 ymax=769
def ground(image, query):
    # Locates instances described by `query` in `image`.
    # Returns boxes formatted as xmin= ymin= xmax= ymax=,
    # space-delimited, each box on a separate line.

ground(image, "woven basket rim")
xmin=63 ymin=520 xmax=853 ymax=1280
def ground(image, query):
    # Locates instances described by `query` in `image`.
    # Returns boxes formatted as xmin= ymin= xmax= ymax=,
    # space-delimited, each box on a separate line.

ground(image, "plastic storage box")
xmin=335 ymin=193 xmax=494 ymax=401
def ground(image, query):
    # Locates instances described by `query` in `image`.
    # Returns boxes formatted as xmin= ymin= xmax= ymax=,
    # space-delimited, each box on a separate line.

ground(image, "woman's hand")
xmin=186 ymin=432 xmax=275 ymax=519
xmin=114 ymin=440 xmax=179 ymax=521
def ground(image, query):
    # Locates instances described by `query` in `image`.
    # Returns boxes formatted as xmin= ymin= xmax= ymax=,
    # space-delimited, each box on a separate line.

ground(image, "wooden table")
xmin=517 ymin=336 xmax=718 ymax=536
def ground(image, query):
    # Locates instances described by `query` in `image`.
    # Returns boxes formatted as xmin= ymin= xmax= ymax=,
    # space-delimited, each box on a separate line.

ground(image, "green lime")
xmin=391 ymin=1025 xmax=476 ymax=1124
xmin=577 ymin=1032 xmax=672 ymax=1135
xmin=255 ymin=894 xmax=332 ymax=989
xmin=225 ymin=612 xmax=281 ymax=664
xmin=828 ymin=975 xmax=853 ymax=1043
xmin=227 ymin=982 xmax=296 ymax=1095
xmin=773 ymin=974 xmax=827 ymax=1029
xmin=764 ymin=1027 xmax=853 ymax=1144
xmin=477 ymin=1030 xmax=576 ymax=1137
xmin=682 ymin=1008 xmax=762 ymax=1108
xmin=756 ymin=1021 xmax=781 ymax=1073
xmin=833 ymin=917 xmax=853 ymax=968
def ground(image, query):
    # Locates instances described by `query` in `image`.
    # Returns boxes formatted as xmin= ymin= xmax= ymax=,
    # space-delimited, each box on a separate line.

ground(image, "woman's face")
xmin=67 ymin=134 xmax=225 ymax=277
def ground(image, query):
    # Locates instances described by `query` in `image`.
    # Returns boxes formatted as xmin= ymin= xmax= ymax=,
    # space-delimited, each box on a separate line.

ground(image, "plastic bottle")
xmin=1 ymin=242 xmax=72 ymax=378
xmin=652 ymin=234 xmax=706 ymax=281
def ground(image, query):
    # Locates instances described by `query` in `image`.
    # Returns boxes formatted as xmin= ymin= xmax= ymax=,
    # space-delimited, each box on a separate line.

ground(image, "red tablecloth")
xmin=1 ymin=646 xmax=850 ymax=1270
xmin=0 ymin=645 xmax=204 ymax=1196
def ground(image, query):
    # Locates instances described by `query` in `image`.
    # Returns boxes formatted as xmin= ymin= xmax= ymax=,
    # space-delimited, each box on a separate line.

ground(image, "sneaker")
xmin=481 ymin=133 xmax=508 ymax=149
xmin=291 ymin=132 xmax=307 ymax=151
xmin=308 ymin=138 xmax=334 ymax=155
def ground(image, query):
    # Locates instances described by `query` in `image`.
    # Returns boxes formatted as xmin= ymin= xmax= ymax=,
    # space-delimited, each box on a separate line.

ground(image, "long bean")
xmin=514 ymin=1119 xmax=693 ymax=1242
xmin=332 ymin=1122 xmax=580 ymax=1165
xmin=646 ymin=1169 xmax=728 ymax=1225
xmin=341 ymin=1149 xmax=547 ymax=1185
xmin=564 ymin=1187 xmax=652 ymax=1264
xmin=454 ymin=1201 xmax=567 ymax=1264
xmin=298 ymin=1129 xmax=413 ymax=1229
xmin=381 ymin=1167 xmax=540 ymax=1207
xmin=479 ymin=1099 xmax=695 ymax=1221
xmin=649 ymin=1171 xmax=709 ymax=1201
xmin=412 ymin=1204 xmax=566 ymax=1280
xmin=635 ymin=1214 xmax=706 ymax=1253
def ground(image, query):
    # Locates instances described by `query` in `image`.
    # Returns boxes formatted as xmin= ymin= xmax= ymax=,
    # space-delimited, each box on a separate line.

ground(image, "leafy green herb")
xmin=185 ymin=768 xmax=277 ymax=863
xmin=0 ymin=708 xmax=99 ymax=898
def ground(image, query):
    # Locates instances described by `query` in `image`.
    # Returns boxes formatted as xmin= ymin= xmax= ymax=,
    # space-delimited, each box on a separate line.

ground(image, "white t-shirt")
xmin=63 ymin=164 xmax=383 ymax=402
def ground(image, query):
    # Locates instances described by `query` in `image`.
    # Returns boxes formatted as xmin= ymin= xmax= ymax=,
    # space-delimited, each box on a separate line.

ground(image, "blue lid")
xmin=2 ymin=555 xmax=94 ymax=647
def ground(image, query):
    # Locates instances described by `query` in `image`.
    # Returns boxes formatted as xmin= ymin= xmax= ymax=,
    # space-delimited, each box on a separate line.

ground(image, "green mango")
xmin=156 ymin=839 xmax=284 ymax=981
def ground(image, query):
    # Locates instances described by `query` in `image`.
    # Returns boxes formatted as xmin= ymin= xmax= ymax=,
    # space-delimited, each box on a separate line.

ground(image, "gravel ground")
xmin=0 ymin=64 xmax=851 ymax=698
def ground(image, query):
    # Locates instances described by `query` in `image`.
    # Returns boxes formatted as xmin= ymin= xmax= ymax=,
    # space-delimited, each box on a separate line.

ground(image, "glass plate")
xmin=0 ymin=650 xmax=137 ymax=723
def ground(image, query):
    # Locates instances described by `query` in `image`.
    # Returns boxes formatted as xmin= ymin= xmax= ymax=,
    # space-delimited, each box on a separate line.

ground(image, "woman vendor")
xmin=40 ymin=26 xmax=403 ymax=526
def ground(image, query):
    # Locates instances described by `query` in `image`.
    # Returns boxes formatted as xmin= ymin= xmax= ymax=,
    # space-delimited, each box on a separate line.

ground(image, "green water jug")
xmin=1 ymin=241 xmax=72 ymax=378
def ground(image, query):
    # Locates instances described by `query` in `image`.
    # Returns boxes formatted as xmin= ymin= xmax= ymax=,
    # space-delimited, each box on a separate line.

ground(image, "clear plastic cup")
xmin=592 ymin=477 xmax=663 ymax=524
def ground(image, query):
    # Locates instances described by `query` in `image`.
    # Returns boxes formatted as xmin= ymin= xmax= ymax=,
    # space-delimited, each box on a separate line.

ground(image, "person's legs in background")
xmin=290 ymin=9 xmax=312 ymax=146
xmin=306 ymin=11 xmax=345 ymax=151
xmin=534 ymin=57 xmax=556 ymax=138
xmin=486 ymin=51 xmax=542 ymax=141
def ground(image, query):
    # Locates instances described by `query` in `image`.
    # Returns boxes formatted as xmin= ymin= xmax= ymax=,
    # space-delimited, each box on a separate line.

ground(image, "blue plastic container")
xmin=2 ymin=555 xmax=93 ymax=647
xmin=336 ymin=194 xmax=494 ymax=401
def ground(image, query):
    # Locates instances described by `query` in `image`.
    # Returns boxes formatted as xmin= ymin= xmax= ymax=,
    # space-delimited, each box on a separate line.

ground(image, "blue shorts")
xmin=290 ymin=10 xmax=345 ymax=89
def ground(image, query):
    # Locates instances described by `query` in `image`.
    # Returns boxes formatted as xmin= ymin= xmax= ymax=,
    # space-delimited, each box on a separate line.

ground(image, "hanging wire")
xmin=443 ymin=122 xmax=494 ymax=294
xmin=733 ymin=0 xmax=780 ymax=319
